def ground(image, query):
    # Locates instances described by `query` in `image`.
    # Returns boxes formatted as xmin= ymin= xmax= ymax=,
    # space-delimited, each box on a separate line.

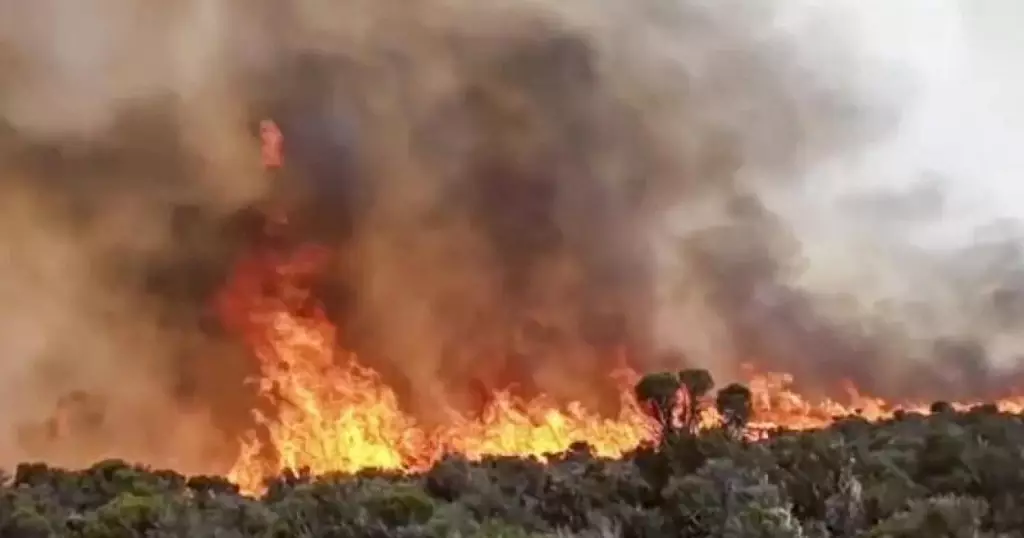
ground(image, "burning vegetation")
xmin=2 ymin=0 xmax=1024 ymax=502
xmin=209 ymin=114 xmax=1024 ymax=494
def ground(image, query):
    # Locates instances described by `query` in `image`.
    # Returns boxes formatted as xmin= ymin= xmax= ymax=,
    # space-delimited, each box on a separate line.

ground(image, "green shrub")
xmin=361 ymin=483 xmax=436 ymax=526
xmin=2 ymin=409 xmax=1024 ymax=536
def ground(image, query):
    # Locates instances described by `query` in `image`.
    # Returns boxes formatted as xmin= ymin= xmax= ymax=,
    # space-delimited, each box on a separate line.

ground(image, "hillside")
xmin=1 ymin=407 xmax=1019 ymax=537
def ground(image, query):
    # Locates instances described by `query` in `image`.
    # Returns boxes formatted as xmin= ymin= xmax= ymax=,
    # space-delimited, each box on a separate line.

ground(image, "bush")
xmin=3 ymin=409 xmax=1024 ymax=536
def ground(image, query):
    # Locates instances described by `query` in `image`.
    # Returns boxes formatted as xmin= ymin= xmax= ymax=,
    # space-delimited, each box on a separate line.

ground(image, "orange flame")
xmin=215 ymin=244 xmax=652 ymax=494
xmin=214 ymin=237 xmax=1024 ymax=495
xmin=215 ymin=120 xmax=1024 ymax=495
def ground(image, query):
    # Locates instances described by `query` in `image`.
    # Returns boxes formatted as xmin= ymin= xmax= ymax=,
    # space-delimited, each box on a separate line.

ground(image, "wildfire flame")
xmin=213 ymin=121 xmax=1024 ymax=495
xmin=214 ymin=243 xmax=651 ymax=494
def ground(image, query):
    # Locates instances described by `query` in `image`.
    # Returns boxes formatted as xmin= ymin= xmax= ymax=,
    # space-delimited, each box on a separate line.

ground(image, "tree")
xmin=634 ymin=372 xmax=682 ymax=438
xmin=678 ymin=368 xmax=714 ymax=432
xmin=716 ymin=383 xmax=753 ymax=438
xmin=929 ymin=401 xmax=953 ymax=414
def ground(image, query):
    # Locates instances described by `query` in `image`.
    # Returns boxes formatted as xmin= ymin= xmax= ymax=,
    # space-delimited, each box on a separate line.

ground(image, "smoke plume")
xmin=1 ymin=0 xmax=1017 ymax=473
xmin=655 ymin=0 xmax=1024 ymax=401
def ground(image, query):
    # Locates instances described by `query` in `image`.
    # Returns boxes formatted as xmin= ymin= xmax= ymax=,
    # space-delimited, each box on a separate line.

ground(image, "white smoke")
xmin=787 ymin=0 xmax=1024 ymax=366
xmin=655 ymin=0 xmax=1024 ymax=387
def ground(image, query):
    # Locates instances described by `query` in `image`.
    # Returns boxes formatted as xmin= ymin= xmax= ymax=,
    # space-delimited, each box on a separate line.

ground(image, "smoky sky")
xmin=2 ymin=0 xmax=1012 ymax=472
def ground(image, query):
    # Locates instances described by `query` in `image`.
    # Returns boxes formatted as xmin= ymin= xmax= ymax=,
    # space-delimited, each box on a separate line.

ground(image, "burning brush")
xmin=206 ymin=116 xmax=1024 ymax=495
xmin=18 ymin=100 xmax=1024 ymax=496
xmin=213 ymin=117 xmax=655 ymax=493
xmin=11 ymin=15 xmax=1024 ymax=498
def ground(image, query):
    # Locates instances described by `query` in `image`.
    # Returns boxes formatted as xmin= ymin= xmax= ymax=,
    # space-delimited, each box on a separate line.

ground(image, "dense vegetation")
xmin=3 ymin=371 xmax=1023 ymax=537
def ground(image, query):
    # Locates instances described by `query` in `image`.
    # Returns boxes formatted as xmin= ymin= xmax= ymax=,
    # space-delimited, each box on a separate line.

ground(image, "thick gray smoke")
xmin=2 ymin=0 xmax=1005 ymax=473
xmin=655 ymin=0 xmax=1024 ymax=401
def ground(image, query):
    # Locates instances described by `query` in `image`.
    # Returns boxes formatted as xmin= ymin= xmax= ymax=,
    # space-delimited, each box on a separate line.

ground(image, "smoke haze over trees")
xmin=0 ymin=0 xmax=1021 ymax=475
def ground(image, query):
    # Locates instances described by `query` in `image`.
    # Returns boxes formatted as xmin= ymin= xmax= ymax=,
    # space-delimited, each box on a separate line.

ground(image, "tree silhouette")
xmin=716 ymin=383 xmax=753 ymax=438
xmin=678 ymin=368 xmax=714 ymax=432
xmin=930 ymin=401 xmax=953 ymax=414
xmin=634 ymin=372 xmax=681 ymax=439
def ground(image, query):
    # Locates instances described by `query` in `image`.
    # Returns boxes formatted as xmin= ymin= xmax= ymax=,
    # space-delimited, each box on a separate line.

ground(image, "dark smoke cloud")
xmin=650 ymin=2 xmax=1024 ymax=403
xmin=0 ymin=0 xmax=925 ymax=471
xmin=667 ymin=192 xmax=1024 ymax=402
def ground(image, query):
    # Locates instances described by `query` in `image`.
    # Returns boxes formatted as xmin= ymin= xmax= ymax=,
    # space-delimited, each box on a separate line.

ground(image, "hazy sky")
xmin=870 ymin=0 xmax=1022 ymax=224
xmin=763 ymin=0 xmax=1024 ymax=251
xmin=653 ymin=0 xmax=1024 ymax=369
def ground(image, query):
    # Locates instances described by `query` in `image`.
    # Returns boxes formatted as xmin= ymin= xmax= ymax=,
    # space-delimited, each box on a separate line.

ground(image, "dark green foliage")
xmin=678 ymin=368 xmax=715 ymax=432
xmin=634 ymin=369 xmax=719 ymax=436
xmin=4 ymin=410 xmax=1024 ymax=536
xmin=633 ymin=372 xmax=682 ymax=435
xmin=678 ymin=369 xmax=714 ymax=401
xmin=716 ymin=382 xmax=754 ymax=436
xmin=930 ymin=401 xmax=953 ymax=414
